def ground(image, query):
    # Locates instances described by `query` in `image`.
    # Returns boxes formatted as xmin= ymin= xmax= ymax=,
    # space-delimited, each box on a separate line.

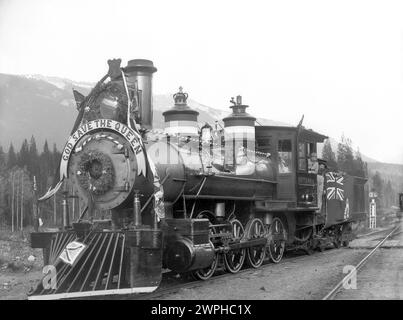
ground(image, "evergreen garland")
xmin=77 ymin=150 xmax=114 ymax=195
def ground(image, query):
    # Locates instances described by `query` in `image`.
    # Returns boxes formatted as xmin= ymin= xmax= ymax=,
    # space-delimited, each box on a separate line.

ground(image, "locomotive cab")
xmin=256 ymin=125 xmax=327 ymax=209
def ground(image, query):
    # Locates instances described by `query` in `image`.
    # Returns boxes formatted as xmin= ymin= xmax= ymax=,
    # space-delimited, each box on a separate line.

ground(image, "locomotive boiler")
xmin=28 ymin=58 xmax=367 ymax=299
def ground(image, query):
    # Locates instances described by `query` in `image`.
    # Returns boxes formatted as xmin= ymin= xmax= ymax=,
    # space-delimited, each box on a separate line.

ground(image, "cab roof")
xmin=255 ymin=125 xmax=328 ymax=143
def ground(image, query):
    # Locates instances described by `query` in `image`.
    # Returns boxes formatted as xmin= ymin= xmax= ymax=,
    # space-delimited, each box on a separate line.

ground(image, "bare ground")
xmin=0 ymin=229 xmax=43 ymax=300
xmin=334 ymin=221 xmax=403 ymax=299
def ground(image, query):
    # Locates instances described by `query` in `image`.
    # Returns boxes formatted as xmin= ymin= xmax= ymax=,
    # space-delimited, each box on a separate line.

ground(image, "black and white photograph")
xmin=0 ymin=0 xmax=403 ymax=309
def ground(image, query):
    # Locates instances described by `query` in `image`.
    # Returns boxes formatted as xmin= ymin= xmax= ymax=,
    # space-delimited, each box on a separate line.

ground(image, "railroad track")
xmin=322 ymin=224 xmax=401 ymax=300
xmin=135 ymin=225 xmax=401 ymax=300
xmin=81 ymin=225 xmax=400 ymax=300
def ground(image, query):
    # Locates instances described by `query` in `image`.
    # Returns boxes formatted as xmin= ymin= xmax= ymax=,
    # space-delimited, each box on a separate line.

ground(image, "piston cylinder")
xmin=164 ymin=237 xmax=215 ymax=273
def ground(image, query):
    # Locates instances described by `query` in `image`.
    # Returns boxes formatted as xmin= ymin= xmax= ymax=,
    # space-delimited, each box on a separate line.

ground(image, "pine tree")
xmin=18 ymin=139 xmax=29 ymax=169
xmin=351 ymin=149 xmax=367 ymax=178
xmin=7 ymin=143 xmax=17 ymax=169
xmin=337 ymin=135 xmax=355 ymax=174
xmin=52 ymin=143 xmax=61 ymax=170
xmin=39 ymin=140 xmax=53 ymax=193
xmin=43 ymin=140 xmax=50 ymax=155
xmin=28 ymin=135 xmax=39 ymax=177
xmin=322 ymin=139 xmax=337 ymax=170
xmin=0 ymin=146 xmax=6 ymax=172
xmin=384 ymin=180 xmax=393 ymax=208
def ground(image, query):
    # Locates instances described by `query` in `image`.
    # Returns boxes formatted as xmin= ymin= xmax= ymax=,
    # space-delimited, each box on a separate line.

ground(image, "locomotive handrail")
xmin=184 ymin=194 xmax=268 ymax=201
xmin=214 ymin=174 xmax=278 ymax=184
xmin=189 ymin=177 xmax=207 ymax=218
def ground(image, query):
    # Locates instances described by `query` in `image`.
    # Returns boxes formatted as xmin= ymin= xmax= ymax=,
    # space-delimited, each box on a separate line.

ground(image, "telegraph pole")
xmin=33 ymin=176 xmax=39 ymax=232
xmin=16 ymin=172 xmax=19 ymax=231
xmin=20 ymin=173 xmax=24 ymax=231
xmin=72 ymin=186 xmax=75 ymax=220
xmin=54 ymin=193 xmax=57 ymax=225
xmin=11 ymin=172 xmax=15 ymax=232
xmin=369 ymin=191 xmax=377 ymax=229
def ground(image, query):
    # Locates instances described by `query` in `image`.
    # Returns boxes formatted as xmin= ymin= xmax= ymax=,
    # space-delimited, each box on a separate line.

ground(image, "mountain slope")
xmin=0 ymin=73 xmax=288 ymax=151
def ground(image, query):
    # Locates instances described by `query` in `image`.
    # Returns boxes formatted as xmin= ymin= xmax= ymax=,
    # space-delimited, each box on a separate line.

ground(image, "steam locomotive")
xmin=28 ymin=58 xmax=368 ymax=299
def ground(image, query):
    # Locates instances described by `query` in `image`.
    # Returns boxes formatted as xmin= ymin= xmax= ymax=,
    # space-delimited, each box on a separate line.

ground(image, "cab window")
xmin=278 ymin=139 xmax=292 ymax=174
xmin=298 ymin=142 xmax=317 ymax=172
xmin=298 ymin=143 xmax=307 ymax=171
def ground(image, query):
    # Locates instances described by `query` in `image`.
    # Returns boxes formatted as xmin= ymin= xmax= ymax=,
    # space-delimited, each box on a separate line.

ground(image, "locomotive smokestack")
xmin=124 ymin=59 xmax=157 ymax=130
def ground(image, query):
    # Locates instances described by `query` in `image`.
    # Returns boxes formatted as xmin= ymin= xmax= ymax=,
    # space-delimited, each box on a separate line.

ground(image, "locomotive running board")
xmin=28 ymin=229 xmax=162 ymax=300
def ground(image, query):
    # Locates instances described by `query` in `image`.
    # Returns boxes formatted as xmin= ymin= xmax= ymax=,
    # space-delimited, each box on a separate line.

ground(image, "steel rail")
xmin=322 ymin=224 xmax=401 ymax=300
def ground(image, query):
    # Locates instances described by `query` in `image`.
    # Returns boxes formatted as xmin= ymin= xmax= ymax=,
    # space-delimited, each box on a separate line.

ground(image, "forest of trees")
xmin=321 ymin=135 xmax=368 ymax=177
xmin=321 ymin=136 xmax=399 ymax=210
xmin=0 ymin=136 xmax=69 ymax=230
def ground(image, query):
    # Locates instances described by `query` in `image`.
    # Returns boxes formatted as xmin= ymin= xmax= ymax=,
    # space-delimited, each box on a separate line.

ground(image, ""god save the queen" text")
xmin=62 ymin=119 xmax=142 ymax=161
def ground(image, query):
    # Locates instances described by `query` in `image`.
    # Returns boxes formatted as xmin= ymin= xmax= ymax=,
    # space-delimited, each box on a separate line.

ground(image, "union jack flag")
xmin=326 ymin=172 xmax=344 ymax=201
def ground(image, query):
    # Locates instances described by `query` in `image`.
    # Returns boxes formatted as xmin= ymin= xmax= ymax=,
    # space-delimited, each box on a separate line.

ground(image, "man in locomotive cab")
xmin=316 ymin=159 xmax=327 ymax=212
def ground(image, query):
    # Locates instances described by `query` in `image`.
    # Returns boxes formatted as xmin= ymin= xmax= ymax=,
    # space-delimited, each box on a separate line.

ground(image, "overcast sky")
xmin=1 ymin=0 xmax=403 ymax=163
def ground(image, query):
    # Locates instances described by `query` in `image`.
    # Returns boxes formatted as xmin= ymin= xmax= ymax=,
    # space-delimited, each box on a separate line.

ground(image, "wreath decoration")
xmin=77 ymin=150 xmax=115 ymax=195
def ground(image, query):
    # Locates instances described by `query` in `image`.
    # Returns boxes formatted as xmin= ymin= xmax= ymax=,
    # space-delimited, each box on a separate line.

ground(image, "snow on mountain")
xmin=23 ymin=74 xmax=94 ymax=91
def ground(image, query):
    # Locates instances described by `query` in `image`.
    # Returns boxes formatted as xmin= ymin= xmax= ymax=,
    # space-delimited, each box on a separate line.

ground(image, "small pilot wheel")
xmin=224 ymin=219 xmax=246 ymax=273
xmin=267 ymin=217 xmax=286 ymax=263
xmin=192 ymin=212 xmax=218 ymax=281
xmin=246 ymin=218 xmax=266 ymax=268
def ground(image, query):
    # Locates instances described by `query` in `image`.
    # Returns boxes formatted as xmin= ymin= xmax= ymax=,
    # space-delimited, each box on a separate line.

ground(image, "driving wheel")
xmin=224 ymin=219 xmax=246 ymax=273
xmin=246 ymin=218 xmax=266 ymax=268
xmin=267 ymin=217 xmax=286 ymax=263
